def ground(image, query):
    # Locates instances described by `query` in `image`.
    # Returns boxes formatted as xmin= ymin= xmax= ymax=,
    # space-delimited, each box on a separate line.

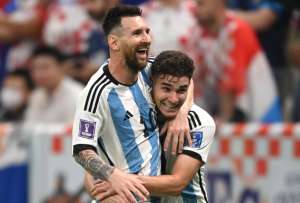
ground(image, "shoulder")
xmin=78 ymin=62 xmax=116 ymax=113
xmin=188 ymin=104 xmax=215 ymax=130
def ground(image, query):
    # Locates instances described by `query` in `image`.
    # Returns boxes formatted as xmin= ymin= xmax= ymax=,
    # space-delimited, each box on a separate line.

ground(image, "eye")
xmin=132 ymin=29 xmax=142 ymax=36
xmin=177 ymin=88 xmax=187 ymax=94
xmin=162 ymin=87 xmax=171 ymax=92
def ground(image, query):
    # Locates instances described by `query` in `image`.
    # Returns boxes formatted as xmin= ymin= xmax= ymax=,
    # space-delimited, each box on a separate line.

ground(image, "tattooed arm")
xmin=74 ymin=149 xmax=114 ymax=180
xmin=74 ymin=149 xmax=149 ymax=203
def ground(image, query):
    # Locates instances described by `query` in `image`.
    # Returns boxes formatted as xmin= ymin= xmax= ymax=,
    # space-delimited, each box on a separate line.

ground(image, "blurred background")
xmin=0 ymin=0 xmax=300 ymax=202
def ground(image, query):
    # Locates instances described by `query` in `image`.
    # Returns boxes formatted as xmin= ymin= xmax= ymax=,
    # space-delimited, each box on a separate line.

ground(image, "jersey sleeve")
xmin=72 ymin=91 xmax=104 ymax=155
xmin=182 ymin=108 xmax=216 ymax=163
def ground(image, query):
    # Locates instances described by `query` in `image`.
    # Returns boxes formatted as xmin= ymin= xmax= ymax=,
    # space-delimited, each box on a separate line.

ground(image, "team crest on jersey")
xmin=191 ymin=131 xmax=203 ymax=148
xmin=79 ymin=119 xmax=96 ymax=139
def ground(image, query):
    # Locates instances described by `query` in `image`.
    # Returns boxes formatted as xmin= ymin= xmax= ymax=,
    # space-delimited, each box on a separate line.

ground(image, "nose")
xmin=168 ymin=91 xmax=179 ymax=104
xmin=142 ymin=31 xmax=151 ymax=44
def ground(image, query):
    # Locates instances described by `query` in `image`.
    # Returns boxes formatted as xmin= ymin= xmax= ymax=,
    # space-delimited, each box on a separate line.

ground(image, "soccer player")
xmin=87 ymin=50 xmax=215 ymax=203
xmin=72 ymin=5 xmax=192 ymax=203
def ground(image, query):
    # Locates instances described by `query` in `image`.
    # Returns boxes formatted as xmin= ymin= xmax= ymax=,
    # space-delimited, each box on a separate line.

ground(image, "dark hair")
xmin=6 ymin=68 xmax=35 ymax=90
xmin=151 ymin=50 xmax=195 ymax=79
xmin=102 ymin=4 xmax=142 ymax=37
xmin=32 ymin=46 xmax=65 ymax=62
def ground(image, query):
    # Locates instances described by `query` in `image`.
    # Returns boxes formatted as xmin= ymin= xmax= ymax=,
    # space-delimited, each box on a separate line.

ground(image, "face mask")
xmin=0 ymin=87 xmax=24 ymax=111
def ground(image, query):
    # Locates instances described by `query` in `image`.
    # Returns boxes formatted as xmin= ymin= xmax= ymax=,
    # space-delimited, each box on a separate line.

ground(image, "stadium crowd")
xmin=0 ymin=0 xmax=300 ymax=203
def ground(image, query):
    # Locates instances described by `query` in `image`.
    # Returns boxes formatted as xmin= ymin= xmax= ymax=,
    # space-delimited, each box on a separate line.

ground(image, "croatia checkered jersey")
xmin=162 ymin=104 xmax=215 ymax=203
xmin=72 ymin=57 xmax=161 ymax=176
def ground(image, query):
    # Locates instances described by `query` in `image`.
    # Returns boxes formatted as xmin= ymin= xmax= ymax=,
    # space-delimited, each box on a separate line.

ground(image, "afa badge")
xmin=79 ymin=119 xmax=96 ymax=139
xmin=191 ymin=131 xmax=203 ymax=148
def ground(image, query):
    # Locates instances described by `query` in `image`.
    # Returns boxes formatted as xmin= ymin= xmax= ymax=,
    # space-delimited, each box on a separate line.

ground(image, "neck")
xmin=46 ymin=76 xmax=63 ymax=95
xmin=108 ymin=55 xmax=138 ymax=85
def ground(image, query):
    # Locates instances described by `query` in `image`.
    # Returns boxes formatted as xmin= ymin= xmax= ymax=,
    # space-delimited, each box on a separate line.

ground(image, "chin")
xmin=139 ymin=60 xmax=148 ymax=68
xmin=162 ymin=111 xmax=177 ymax=119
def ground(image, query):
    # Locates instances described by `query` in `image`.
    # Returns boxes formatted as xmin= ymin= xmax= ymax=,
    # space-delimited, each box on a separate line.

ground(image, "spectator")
xmin=0 ymin=0 xmax=46 ymax=72
xmin=227 ymin=0 xmax=293 ymax=108
xmin=288 ymin=10 xmax=300 ymax=121
xmin=0 ymin=69 xmax=34 ymax=122
xmin=24 ymin=46 xmax=83 ymax=124
xmin=53 ymin=0 xmax=119 ymax=84
xmin=141 ymin=0 xmax=196 ymax=55
xmin=180 ymin=0 xmax=282 ymax=122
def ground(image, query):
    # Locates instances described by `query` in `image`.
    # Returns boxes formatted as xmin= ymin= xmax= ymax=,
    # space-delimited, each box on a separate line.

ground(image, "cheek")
xmin=153 ymin=92 xmax=164 ymax=105
xmin=178 ymin=94 xmax=187 ymax=103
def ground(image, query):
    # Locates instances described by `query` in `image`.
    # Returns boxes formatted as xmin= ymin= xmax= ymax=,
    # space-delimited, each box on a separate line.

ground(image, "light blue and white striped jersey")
xmin=161 ymin=104 xmax=215 ymax=203
xmin=72 ymin=59 xmax=161 ymax=176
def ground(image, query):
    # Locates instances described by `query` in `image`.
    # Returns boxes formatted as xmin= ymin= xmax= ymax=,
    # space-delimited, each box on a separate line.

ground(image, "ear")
xmin=108 ymin=34 xmax=120 ymax=51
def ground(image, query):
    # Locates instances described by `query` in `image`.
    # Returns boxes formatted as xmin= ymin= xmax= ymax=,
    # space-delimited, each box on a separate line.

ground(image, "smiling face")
xmin=152 ymin=74 xmax=190 ymax=119
xmin=118 ymin=16 xmax=151 ymax=72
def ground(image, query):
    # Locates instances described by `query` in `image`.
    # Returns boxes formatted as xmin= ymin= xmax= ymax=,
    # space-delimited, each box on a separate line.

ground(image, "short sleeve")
xmin=182 ymin=124 xmax=215 ymax=163
xmin=72 ymin=93 xmax=104 ymax=155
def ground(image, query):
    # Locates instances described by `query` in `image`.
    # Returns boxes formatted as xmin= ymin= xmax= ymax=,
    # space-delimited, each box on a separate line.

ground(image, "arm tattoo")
xmin=74 ymin=149 xmax=114 ymax=181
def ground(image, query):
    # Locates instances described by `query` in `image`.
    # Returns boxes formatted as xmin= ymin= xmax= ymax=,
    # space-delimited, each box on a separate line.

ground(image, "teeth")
xmin=137 ymin=48 xmax=148 ymax=51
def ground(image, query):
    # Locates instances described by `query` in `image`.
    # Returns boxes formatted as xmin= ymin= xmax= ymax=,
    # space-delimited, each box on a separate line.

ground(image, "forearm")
xmin=139 ymin=175 xmax=185 ymax=196
xmin=74 ymin=149 xmax=114 ymax=181
xmin=140 ymin=154 xmax=202 ymax=196
xmin=232 ymin=9 xmax=277 ymax=31
xmin=0 ymin=16 xmax=42 ymax=42
xmin=181 ymin=79 xmax=194 ymax=113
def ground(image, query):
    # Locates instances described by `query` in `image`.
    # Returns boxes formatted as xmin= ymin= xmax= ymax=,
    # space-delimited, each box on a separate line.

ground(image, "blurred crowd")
xmin=0 ymin=0 xmax=300 ymax=125
xmin=0 ymin=0 xmax=299 ymax=202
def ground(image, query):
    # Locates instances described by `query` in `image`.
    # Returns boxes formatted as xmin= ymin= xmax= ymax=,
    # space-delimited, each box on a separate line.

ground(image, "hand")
xmin=89 ymin=180 xmax=116 ymax=201
xmin=107 ymin=168 xmax=149 ymax=203
xmin=102 ymin=194 xmax=130 ymax=203
xmin=161 ymin=109 xmax=192 ymax=155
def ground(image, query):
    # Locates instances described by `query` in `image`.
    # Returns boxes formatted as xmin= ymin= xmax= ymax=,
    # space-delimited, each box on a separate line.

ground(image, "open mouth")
xmin=161 ymin=103 xmax=180 ymax=112
xmin=136 ymin=47 xmax=149 ymax=58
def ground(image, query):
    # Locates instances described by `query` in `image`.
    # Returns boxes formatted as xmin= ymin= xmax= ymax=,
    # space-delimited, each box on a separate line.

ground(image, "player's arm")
xmin=74 ymin=147 xmax=149 ymax=203
xmin=162 ymin=79 xmax=194 ymax=154
xmin=85 ymin=154 xmax=203 ymax=199
xmin=139 ymin=153 xmax=203 ymax=196
xmin=141 ymin=118 xmax=215 ymax=196
xmin=73 ymin=148 xmax=114 ymax=183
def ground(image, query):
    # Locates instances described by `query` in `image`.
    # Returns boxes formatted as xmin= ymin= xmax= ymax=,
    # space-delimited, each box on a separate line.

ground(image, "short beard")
xmin=125 ymin=52 xmax=146 ymax=73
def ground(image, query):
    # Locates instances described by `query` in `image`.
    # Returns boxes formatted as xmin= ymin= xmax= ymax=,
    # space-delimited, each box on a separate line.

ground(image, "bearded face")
xmin=123 ymin=41 xmax=150 ymax=73
xmin=118 ymin=16 xmax=151 ymax=73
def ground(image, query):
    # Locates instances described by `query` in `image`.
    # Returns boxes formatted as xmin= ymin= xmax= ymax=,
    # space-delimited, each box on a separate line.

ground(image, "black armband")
xmin=73 ymin=144 xmax=97 ymax=156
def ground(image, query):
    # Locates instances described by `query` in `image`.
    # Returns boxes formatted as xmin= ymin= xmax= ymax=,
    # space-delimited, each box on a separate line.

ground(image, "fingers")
xmin=91 ymin=182 xmax=109 ymax=197
xmin=108 ymin=169 xmax=149 ymax=203
xmin=171 ymin=131 xmax=179 ymax=155
xmin=177 ymin=130 xmax=185 ymax=153
xmin=163 ymin=130 xmax=172 ymax=152
xmin=130 ymin=181 xmax=149 ymax=202
xmin=160 ymin=123 xmax=168 ymax=135
xmin=185 ymin=128 xmax=192 ymax=147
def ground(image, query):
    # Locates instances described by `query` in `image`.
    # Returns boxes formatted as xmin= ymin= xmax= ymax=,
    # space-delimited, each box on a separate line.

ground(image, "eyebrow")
xmin=161 ymin=82 xmax=188 ymax=89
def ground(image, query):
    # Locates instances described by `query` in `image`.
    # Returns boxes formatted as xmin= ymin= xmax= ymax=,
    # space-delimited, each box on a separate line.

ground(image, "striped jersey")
xmin=72 ymin=59 xmax=161 ymax=176
xmin=161 ymin=104 xmax=215 ymax=203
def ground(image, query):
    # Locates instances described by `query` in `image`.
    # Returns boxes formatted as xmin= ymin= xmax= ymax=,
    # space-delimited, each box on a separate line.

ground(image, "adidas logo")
xmin=123 ymin=110 xmax=133 ymax=121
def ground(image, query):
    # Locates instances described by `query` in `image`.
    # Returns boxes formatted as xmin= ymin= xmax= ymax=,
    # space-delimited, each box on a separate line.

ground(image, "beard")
xmin=124 ymin=45 xmax=149 ymax=73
